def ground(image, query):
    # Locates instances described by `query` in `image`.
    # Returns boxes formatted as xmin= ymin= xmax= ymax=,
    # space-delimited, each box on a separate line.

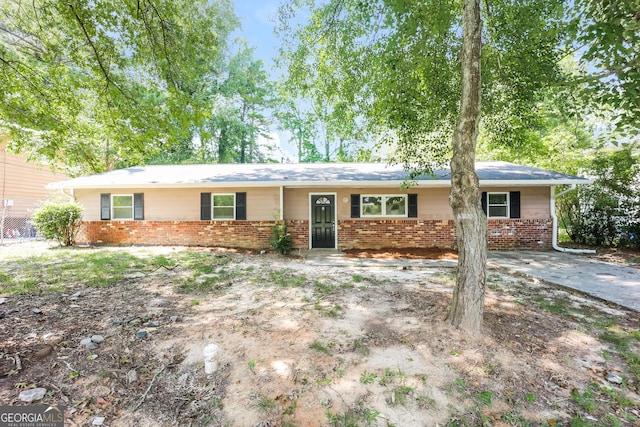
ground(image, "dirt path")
xmin=1 ymin=245 xmax=639 ymax=426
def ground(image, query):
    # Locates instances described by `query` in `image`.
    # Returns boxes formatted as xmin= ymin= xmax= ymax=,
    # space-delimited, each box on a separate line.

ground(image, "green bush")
xmin=271 ymin=221 xmax=293 ymax=255
xmin=557 ymin=147 xmax=640 ymax=248
xmin=32 ymin=201 xmax=83 ymax=246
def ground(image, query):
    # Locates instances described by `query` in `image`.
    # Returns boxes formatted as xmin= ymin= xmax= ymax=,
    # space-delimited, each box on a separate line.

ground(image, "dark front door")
xmin=311 ymin=195 xmax=335 ymax=248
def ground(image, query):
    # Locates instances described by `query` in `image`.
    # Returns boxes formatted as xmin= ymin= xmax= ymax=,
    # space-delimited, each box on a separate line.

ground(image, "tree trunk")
xmin=446 ymin=0 xmax=487 ymax=334
xmin=218 ymin=125 xmax=228 ymax=162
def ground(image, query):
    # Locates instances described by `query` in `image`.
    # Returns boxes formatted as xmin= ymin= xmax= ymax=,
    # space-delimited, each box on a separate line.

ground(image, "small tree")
xmin=32 ymin=201 xmax=83 ymax=246
xmin=271 ymin=221 xmax=293 ymax=255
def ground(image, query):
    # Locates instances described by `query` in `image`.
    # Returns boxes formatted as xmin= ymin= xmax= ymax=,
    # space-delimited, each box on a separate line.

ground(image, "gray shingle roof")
xmin=48 ymin=161 xmax=591 ymax=189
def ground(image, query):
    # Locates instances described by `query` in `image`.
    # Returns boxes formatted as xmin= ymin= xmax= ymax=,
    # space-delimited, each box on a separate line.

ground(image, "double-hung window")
xmin=212 ymin=194 xmax=235 ymax=220
xmin=100 ymin=193 xmax=144 ymax=220
xmin=200 ymin=192 xmax=247 ymax=220
xmin=112 ymin=195 xmax=134 ymax=220
xmin=487 ymin=192 xmax=509 ymax=218
xmin=361 ymin=195 xmax=408 ymax=217
xmin=481 ymin=191 xmax=521 ymax=219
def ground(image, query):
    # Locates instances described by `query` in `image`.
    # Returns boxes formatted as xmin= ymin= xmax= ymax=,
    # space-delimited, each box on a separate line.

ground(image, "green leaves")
xmin=568 ymin=0 xmax=640 ymax=134
xmin=277 ymin=0 xmax=576 ymax=172
xmin=32 ymin=200 xmax=83 ymax=246
xmin=0 ymin=0 xmax=238 ymax=173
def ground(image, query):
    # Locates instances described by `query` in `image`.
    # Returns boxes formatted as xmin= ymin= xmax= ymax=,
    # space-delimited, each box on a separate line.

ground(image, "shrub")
xmin=271 ymin=221 xmax=293 ymax=255
xmin=558 ymin=147 xmax=640 ymax=248
xmin=32 ymin=201 xmax=83 ymax=246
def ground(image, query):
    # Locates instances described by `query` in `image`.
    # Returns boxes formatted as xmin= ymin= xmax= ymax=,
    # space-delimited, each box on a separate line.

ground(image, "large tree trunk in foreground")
xmin=446 ymin=0 xmax=487 ymax=334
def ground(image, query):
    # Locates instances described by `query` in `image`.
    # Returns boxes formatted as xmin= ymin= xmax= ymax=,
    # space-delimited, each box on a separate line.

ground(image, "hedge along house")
xmin=47 ymin=162 xmax=591 ymax=251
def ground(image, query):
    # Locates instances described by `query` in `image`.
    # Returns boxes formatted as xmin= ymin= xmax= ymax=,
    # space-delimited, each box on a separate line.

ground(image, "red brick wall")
xmin=337 ymin=219 xmax=457 ymax=250
xmin=78 ymin=218 xmax=552 ymax=251
xmin=78 ymin=221 xmax=275 ymax=249
xmin=487 ymin=218 xmax=552 ymax=250
xmin=287 ymin=220 xmax=309 ymax=249
xmin=332 ymin=218 xmax=551 ymax=251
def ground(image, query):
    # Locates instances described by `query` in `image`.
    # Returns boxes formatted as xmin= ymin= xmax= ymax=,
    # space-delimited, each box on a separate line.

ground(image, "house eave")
xmin=479 ymin=179 xmax=593 ymax=186
xmin=47 ymin=178 xmax=592 ymax=191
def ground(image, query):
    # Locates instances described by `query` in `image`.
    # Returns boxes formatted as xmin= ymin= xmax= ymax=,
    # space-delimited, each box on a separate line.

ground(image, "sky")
xmin=232 ymin=1 xmax=281 ymax=70
xmin=231 ymin=1 xmax=297 ymax=161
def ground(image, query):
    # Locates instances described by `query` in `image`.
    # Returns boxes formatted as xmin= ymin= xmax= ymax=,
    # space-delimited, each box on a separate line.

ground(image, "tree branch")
xmin=142 ymin=0 xmax=179 ymax=90
xmin=0 ymin=55 xmax=48 ymax=100
xmin=68 ymin=2 xmax=130 ymax=99
xmin=0 ymin=24 xmax=47 ymax=56
xmin=132 ymin=364 xmax=166 ymax=411
xmin=136 ymin=2 xmax=161 ymax=74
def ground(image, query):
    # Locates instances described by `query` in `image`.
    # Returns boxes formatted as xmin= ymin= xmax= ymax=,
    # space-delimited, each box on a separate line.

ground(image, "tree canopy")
xmin=0 ymin=0 xmax=280 ymax=173
xmin=569 ymin=0 xmax=640 ymax=135
xmin=278 ymin=0 xmax=573 ymax=171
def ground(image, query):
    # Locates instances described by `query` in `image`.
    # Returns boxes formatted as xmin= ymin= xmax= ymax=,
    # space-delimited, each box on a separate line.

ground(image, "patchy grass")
xmin=326 ymin=404 xmax=380 ymax=427
xmin=536 ymin=296 xmax=573 ymax=317
xmin=0 ymin=248 xmax=146 ymax=293
xmin=309 ymin=340 xmax=332 ymax=355
xmin=1 ymin=244 xmax=639 ymax=427
xmin=267 ymin=268 xmax=307 ymax=287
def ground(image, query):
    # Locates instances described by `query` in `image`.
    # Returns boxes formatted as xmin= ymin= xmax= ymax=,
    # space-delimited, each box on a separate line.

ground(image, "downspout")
xmin=550 ymin=185 xmax=596 ymax=254
xmin=61 ymin=188 xmax=74 ymax=200
xmin=279 ymin=186 xmax=283 ymax=220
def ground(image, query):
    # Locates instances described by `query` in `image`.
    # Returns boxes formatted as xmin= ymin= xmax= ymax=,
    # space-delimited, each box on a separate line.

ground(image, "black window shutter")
xmin=408 ymin=194 xmax=418 ymax=218
xmin=235 ymin=192 xmax=247 ymax=220
xmin=481 ymin=192 xmax=487 ymax=215
xmin=509 ymin=191 xmax=521 ymax=219
xmin=133 ymin=193 xmax=144 ymax=220
xmin=100 ymin=193 xmax=111 ymax=220
xmin=350 ymin=194 xmax=360 ymax=218
xmin=200 ymin=192 xmax=211 ymax=220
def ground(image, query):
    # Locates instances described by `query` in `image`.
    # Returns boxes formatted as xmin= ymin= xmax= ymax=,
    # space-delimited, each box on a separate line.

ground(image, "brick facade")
xmin=78 ymin=221 xmax=275 ymax=249
xmin=486 ymin=218 xmax=552 ymax=250
xmin=336 ymin=219 xmax=457 ymax=250
xmin=78 ymin=217 xmax=552 ymax=251
xmin=288 ymin=218 xmax=552 ymax=251
xmin=287 ymin=220 xmax=309 ymax=249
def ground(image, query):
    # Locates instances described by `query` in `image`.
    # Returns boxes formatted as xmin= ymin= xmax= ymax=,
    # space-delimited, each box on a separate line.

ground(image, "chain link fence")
xmin=1 ymin=199 xmax=39 ymax=244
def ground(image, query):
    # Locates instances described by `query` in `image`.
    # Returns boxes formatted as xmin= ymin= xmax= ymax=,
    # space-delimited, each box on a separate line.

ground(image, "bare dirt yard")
xmin=0 ymin=242 xmax=639 ymax=426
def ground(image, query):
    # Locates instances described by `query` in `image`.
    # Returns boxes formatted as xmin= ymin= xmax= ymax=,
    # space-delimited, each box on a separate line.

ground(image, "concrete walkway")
xmin=302 ymin=249 xmax=640 ymax=312
xmin=488 ymin=251 xmax=640 ymax=312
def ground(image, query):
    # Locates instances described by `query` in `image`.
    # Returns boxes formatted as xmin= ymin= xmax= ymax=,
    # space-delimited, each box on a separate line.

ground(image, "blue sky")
xmin=232 ymin=1 xmax=281 ymax=69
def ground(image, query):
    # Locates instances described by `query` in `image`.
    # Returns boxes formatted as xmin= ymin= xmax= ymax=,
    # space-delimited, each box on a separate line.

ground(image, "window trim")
xmin=111 ymin=194 xmax=134 ymax=221
xmin=211 ymin=193 xmax=236 ymax=220
xmin=486 ymin=192 xmax=510 ymax=219
xmin=360 ymin=194 xmax=408 ymax=218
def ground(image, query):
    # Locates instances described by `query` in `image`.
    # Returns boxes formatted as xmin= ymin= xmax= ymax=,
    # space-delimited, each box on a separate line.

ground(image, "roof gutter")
xmin=47 ymin=178 xmax=591 ymax=191
xmin=550 ymin=185 xmax=596 ymax=254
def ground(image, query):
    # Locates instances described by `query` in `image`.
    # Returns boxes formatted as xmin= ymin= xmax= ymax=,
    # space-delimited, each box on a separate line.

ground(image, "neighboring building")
xmin=0 ymin=136 xmax=69 ymax=240
xmin=47 ymin=162 xmax=591 ymax=250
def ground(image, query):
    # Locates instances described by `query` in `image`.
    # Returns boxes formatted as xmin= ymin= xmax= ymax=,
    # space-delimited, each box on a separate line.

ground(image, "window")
xmin=481 ymin=191 xmax=521 ymax=219
xmin=361 ymin=195 xmax=407 ymax=217
xmin=487 ymin=192 xmax=509 ymax=218
xmin=200 ymin=192 xmax=246 ymax=220
xmin=101 ymin=193 xmax=143 ymax=220
xmin=112 ymin=195 xmax=134 ymax=220
xmin=212 ymin=194 xmax=235 ymax=219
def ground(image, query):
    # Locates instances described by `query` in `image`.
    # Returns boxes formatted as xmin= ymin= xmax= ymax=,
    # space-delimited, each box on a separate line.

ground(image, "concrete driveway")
xmin=304 ymin=249 xmax=640 ymax=312
xmin=488 ymin=251 xmax=640 ymax=312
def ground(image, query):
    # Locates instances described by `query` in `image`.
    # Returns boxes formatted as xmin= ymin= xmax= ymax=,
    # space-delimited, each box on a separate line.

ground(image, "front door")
xmin=311 ymin=195 xmax=335 ymax=249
